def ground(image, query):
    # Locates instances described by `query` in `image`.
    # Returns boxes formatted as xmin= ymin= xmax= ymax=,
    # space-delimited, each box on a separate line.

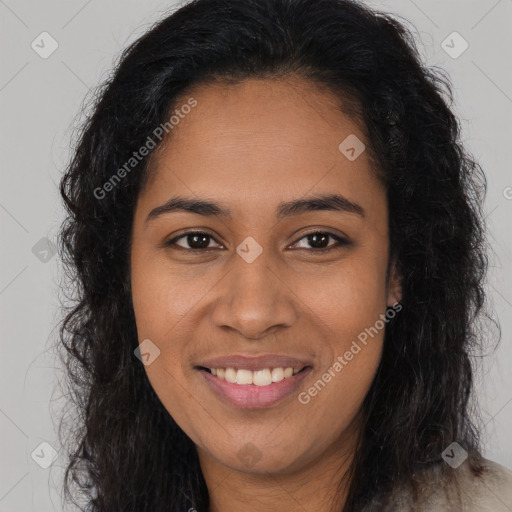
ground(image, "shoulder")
xmin=415 ymin=458 xmax=512 ymax=511
xmin=453 ymin=458 xmax=512 ymax=511
xmin=374 ymin=458 xmax=512 ymax=511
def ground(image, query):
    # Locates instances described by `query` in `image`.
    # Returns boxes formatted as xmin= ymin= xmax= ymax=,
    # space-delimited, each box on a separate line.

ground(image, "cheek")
xmin=294 ymin=254 xmax=387 ymax=413
xmin=130 ymin=251 xmax=192 ymax=392
xmin=130 ymin=260 xmax=200 ymax=433
xmin=130 ymin=247 xmax=209 ymax=338
xmin=307 ymin=343 xmax=382 ymax=447
xmin=295 ymin=253 xmax=388 ymax=343
xmin=298 ymin=276 xmax=385 ymax=438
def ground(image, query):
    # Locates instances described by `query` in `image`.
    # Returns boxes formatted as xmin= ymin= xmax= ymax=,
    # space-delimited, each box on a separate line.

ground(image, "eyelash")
xmin=164 ymin=230 xmax=350 ymax=254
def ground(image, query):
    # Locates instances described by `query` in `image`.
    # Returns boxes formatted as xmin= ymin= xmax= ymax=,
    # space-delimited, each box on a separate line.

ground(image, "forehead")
xmin=140 ymin=77 xmax=385 ymax=223
xmin=162 ymin=76 xmax=364 ymax=162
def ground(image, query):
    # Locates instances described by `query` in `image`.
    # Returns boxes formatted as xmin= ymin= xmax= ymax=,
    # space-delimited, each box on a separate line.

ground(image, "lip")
xmin=198 ymin=365 xmax=313 ymax=409
xmin=195 ymin=353 xmax=313 ymax=372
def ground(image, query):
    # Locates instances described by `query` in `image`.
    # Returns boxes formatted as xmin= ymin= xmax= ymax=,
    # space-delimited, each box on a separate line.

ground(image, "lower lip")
xmin=199 ymin=367 xmax=312 ymax=409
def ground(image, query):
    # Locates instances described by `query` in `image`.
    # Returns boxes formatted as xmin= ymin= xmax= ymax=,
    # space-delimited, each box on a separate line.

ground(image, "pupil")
xmin=189 ymin=234 xmax=209 ymax=249
xmin=308 ymin=233 xmax=328 ymax=248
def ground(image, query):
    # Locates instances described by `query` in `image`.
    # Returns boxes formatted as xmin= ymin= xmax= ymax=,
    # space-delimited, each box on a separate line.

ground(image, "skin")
xmin=130 ymin=76 xmax=402 ymax=512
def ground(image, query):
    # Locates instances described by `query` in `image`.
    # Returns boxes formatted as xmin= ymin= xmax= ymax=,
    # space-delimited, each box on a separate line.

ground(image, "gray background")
xmin=1 ymin=0 xmax=511 ymax=510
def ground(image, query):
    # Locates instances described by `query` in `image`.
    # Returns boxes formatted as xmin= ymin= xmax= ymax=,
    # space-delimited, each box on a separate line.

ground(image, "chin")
xmin=205 ymin=435 xmax=315 ymax=475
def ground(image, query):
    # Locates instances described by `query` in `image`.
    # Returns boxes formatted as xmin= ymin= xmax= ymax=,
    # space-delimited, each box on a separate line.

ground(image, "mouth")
xmin=197 ymin=365 xmax=308 ymax=385
xmin=196 ymin=364 xmax=313 ymax=409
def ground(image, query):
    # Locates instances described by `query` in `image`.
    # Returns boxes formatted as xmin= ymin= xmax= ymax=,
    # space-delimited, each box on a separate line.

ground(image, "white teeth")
xmin=271 ymin=367 xmax=284 ymax=382
xmin=236 ymin=369 xmax=253 ymax=385
xmin=253 ymin=369 xmax=272 ymax=386
xmin=224 ymin=367 xmax=237 ymax=384
xmin=208 ymin=366 xmax=303 ymax=386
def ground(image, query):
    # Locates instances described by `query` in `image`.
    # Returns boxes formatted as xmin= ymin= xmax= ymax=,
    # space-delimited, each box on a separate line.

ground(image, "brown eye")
xmin=291 ymin=231 xmax=349 ymax=252
xmin=166 ymin=232 xmax=222 ymax=251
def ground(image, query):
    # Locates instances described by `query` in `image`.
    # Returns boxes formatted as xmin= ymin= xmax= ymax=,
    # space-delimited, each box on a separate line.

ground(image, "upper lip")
xmin=195 ymin=354 xmax=313 ymax=371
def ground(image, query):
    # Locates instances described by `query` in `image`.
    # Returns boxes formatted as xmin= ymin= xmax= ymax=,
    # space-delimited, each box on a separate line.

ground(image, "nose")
xmin=210 ymin=253 xmax=298 ymax=340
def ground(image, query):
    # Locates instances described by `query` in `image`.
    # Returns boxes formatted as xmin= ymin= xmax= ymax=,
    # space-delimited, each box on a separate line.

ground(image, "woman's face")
xmin=130 ymin=77 xmax=401 ymax=476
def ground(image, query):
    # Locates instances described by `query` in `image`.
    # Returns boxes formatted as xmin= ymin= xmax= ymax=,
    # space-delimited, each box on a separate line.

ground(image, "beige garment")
xmin=385 ymin=458 xmax=512 ymax=511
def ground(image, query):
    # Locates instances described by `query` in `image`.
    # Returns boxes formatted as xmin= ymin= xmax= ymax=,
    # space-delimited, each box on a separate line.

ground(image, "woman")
xmin=57 ymin=0 xmax=512 ymax=510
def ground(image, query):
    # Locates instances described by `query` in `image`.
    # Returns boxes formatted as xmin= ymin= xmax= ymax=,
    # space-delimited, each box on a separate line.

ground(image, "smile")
xmin=197 ymin=365 xmax=312 ymax=409
xmin=203 ymin=366 xmax=303 ymax=385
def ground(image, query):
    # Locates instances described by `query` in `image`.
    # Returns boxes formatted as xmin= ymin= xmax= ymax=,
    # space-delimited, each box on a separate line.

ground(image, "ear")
xmin=386 ymin=257 xmax=402 ymax=307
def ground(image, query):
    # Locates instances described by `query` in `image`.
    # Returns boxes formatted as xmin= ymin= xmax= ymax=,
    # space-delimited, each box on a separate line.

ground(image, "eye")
xmin=165 ymin=231 xmax=223 ymax=251
xmin=290 ymin=231 xmax=349 ymax=252
xmin=164 ymin=230 xmax=349 ymax=253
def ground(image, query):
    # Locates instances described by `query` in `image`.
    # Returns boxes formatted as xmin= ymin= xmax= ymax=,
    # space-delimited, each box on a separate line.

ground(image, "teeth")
xmin=236 ymin=369 xmax=253 ymax=385
xmin=224 ymin=367 xmax=237 ymax=384
xmin=253 ymin=369 xmax=272 ymax=386
xmin=271 ymin=367 xmax=284 ymax=382
xmin=208 ymin=366 xmax=302 ymax=385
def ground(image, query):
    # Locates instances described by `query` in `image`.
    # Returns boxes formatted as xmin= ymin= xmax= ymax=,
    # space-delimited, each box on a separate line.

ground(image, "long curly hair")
xmin=57 ymin=0 xmax=494 ymax=510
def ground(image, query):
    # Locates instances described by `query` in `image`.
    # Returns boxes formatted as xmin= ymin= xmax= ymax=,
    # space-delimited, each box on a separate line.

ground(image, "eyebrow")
xmin=145 ymin=193 xmax=365 ymax=225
